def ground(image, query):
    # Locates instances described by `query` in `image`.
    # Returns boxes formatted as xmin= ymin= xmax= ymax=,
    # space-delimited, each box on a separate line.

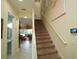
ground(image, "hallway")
xmin=1 ymin=0 xmax=77 ymax=59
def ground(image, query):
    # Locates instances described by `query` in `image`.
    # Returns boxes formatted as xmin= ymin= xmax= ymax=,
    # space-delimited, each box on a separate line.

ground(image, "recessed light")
xmin=19 ymin=0 xmax=23 ymax=2
xmin=24 ymin=16 xmax=27 ymax=18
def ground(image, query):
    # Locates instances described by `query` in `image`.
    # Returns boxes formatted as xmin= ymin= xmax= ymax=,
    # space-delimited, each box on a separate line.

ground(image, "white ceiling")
xmin=8 ymin=0 xmax=35 ymax=18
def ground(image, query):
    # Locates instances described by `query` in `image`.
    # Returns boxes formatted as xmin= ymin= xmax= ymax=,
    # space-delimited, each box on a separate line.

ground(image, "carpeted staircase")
xmin=35 ymin=20 xmax=61 ymax=59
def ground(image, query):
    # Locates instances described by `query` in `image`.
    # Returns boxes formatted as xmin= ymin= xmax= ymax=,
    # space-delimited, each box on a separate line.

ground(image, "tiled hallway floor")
xmin=8 ymin=39 xmax=32 ymax=59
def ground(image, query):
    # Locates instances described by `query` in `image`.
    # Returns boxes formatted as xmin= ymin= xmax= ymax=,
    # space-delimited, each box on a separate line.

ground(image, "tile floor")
xmin=8 ymin=38 xmax=32 ymax=59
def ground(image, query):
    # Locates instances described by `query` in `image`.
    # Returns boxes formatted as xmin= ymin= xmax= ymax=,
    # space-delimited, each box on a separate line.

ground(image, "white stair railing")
xmin=32 ymin=9 xmax=38 ymax=59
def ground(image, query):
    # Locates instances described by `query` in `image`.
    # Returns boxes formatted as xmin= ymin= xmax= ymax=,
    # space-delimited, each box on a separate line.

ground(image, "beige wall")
xmin=35 ymin=2 xmax=41 ymax=19
xmin=41 ymin=0 xmax=77 ymax=59
xmin=1 ymin=0 xmax=19 ymax=59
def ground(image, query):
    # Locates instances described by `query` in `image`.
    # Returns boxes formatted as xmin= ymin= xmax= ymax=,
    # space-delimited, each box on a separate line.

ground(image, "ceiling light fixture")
xmin=19 ymin=0 xmax=23 ymax=2
xmin=24 ymin=16 xmax=27 ymax=18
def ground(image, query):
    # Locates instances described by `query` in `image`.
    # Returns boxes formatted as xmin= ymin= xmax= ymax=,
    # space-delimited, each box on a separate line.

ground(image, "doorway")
xmin=18 ymin=18 xmax=32 ymax=59
xmin=19 ymin=29 xmax=32 ymax=48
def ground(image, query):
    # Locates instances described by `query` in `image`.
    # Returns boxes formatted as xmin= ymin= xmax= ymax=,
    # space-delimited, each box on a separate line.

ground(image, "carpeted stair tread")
xmin=38 ymin=53 xmax=61 ymax=59
xmin=37 ymin=43 xmax=55 ymax=49
xmin=37 ymin=43 xmax=54 ymax=49
xmin=36 ymin=36 xmax=51 ymax=39
xmin=36 ymin=39 xmax=52 ymax=44
xmin=37 ymin=48 xmax=57 ymax=56
xmin=36 ymin=33 xmax=49 ymax=36
xmin=36 ymin=34 xmax=49 ymax=37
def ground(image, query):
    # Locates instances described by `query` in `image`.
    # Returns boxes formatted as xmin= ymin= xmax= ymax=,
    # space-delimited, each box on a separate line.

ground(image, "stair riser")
xmin=36 ymin=33 xmax=48 ymax=34
xmin=36 ymin=32 xmax=48 ymax=34
xmin=37 ymin=46 xmax=55 ymax=49
xmin=36 ymin=37 xmax=51 ymax=39
xmin=36 ymin=34 xmax=49 ymax=36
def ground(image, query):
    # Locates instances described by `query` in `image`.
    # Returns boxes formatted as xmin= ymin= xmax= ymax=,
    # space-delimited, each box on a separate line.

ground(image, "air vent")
xmin=35 ymin=0 xmax=40 ymax=2
xmin=21 ymin=8 xmax=26 ymax=11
